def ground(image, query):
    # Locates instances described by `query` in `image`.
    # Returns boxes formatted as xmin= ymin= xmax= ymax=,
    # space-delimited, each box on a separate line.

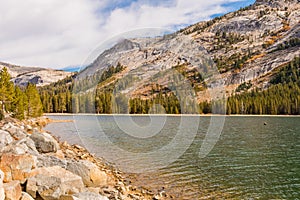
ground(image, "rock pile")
xmin=0 ymin=117 xmax=171 ymax=200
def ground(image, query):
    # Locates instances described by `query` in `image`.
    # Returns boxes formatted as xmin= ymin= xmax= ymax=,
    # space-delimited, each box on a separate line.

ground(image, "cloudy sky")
xmin=0 ymin=0 xmax=254 ymax=69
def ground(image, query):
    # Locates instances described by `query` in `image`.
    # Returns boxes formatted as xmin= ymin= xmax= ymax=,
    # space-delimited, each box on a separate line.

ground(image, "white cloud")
xmin=0 ymin=0 xmax=249 ymax=69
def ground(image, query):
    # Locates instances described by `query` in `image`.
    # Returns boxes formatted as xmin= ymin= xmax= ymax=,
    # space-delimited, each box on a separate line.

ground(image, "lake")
xmin=45 ymin=115 xmax=300 ymax=199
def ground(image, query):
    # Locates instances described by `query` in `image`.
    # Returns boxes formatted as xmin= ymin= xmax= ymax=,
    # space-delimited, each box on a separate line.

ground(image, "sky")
xmin=0 ymin=0 xmax=255 ymax=69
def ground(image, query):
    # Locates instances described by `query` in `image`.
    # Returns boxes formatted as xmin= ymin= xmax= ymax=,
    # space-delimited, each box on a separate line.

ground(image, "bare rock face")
xmin=64 ymin=192 xmax=109 ymax=200
xmin=0 ymin=153 xmax=37 ymax=184
xmin=2 ymin=123 xmax=27 ymax=140
xmin=20 ymin=192 xmax=35 ymax=200
xmin=0 ymin=122 xmax=39 ymax=155
xmin=36 ymin=155 xmax=67 ymax=168
xmin=0 ymin=62 xmax=72 ymax=87
xmin=26 ymin=166 xmax=84 ymax=200
xmin=30 ymin=131 xmax=59 ymax=153
xmin=3 ymin=181 xmax=22 ymax=200
xmin=0 ymin=170 xmax=5 ymax=200
xmin=74 ymin=0 xmax=299 ymax=100
xmin=2 ymin=137 xmax=39 ymax=155
xmin=254 ymin=0 xmax=299 ymax=8
xmin=0 ymin=130 xmax=13 ymax=151
xmin=67 ymin=160 xmax=108 ymax=187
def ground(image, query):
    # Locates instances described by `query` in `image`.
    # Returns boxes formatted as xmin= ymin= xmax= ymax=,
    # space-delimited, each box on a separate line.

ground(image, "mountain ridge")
xmin=30 ymin=0 xmax=300 ymax=114
xmin=0 ymin=61 xmax=72 ymax=87
xmin=76 ymin=0 xmax=299 ymax=102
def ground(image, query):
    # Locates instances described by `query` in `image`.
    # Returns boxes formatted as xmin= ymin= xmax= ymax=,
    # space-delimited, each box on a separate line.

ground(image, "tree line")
xmin=37 ymin=56 xmax=300 ymax=115
xmin=220 ymin=56 xmax=300 ymax=115
xmin=0 ymin=67 xmax=43 ymax=120
xmin=39 ymin=64 xmax=124 ymax=113
xmin=2 ymin=57 xmax=298 ymax=119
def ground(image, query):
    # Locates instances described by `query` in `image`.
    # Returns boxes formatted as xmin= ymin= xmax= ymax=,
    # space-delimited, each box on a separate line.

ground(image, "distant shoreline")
xmin=43 ymin=113 xmax=300 ymax=117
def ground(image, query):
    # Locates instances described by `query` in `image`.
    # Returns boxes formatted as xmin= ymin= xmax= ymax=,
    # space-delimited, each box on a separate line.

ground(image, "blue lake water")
xmin=45 ymin=115 xmax=300 ymax=199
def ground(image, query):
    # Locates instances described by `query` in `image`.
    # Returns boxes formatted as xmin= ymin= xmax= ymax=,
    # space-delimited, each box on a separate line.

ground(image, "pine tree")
xmin=0 ymin=67 xmax=14 ymax=118
xmin=25 ymin=83 xmax=43 ymax=117
xmin=12 ymin=87 xmax=28 ymax=120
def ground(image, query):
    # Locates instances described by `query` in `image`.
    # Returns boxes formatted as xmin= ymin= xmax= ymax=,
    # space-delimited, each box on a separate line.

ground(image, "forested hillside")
xmin=226 ymin=57 xmax=300 ymax=115
xmin=39 ymin=64 xmax=125 ymax=113
xmin=17 ymin=0 xmax=300 ymax=115
xmin=37 ymin=57 xmax=300 ymax=115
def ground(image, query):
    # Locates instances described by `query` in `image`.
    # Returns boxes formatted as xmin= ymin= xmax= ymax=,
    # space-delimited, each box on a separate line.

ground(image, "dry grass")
xmin=246 ymin=53 xmax=266 ymax=63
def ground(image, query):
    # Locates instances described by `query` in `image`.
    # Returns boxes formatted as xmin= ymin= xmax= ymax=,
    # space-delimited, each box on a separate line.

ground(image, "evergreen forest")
xmin=0 ymin=67 xmax=43 ymax=120
xmin=37 ymin=57 xmax=300 ymax=115
xmin=1 ymin=56 xmax=299 ymax=118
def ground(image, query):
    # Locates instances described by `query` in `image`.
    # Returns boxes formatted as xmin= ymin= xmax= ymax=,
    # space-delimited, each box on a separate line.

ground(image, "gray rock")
xmin=26 ymin=166 xmax=84 ymax=200
xmin=30 ymin=131 xmax=59 ymax=153
xmin=0 ymin=61 xmax=72 ymax=87
xmin=72 ymin=192 xmax=109 ymax=200
xmin=67 ymin=160 xmax=108 ymax=187
xmin=2 ymin=137 xmax=39 ymax=155
xmin=36 ymin=155 xmax=67 ymax=168
xmin=2 ymin=144 xmax=26 ymax=155
xmin=0 ymin=130 xmax=14 ymax=148
xmin=84 ymin=187 xmax=100 ymax=194
xmin=2 ymin=122 xmax=27 ymax=140
xmin=20 ymin=192 xmax=35 ymax=200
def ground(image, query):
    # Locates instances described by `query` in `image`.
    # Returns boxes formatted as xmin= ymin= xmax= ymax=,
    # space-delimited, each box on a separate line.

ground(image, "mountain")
xmin=0 ymin=62 xmax=72 ymax=87
xmin=39 ymin=0 xmax=300 ymax=114
xmin=77 ymin=0 xmax=299 ymax=100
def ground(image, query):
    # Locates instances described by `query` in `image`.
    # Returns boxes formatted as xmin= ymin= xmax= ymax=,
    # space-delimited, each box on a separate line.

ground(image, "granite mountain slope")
xmin=0 ymin=62 xmax=72 ymax=87
xmin=76 ymin=0 xmax=300 ymax=102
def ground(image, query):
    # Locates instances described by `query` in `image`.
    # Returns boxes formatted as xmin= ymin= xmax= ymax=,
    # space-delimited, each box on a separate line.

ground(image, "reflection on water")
xmin=45 ymin=115 xmax=300 ymax=199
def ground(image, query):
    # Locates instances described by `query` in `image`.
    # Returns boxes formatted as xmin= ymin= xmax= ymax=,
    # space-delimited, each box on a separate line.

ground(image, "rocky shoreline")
xmin=0 ymin=117 xmax=171 ymax=200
